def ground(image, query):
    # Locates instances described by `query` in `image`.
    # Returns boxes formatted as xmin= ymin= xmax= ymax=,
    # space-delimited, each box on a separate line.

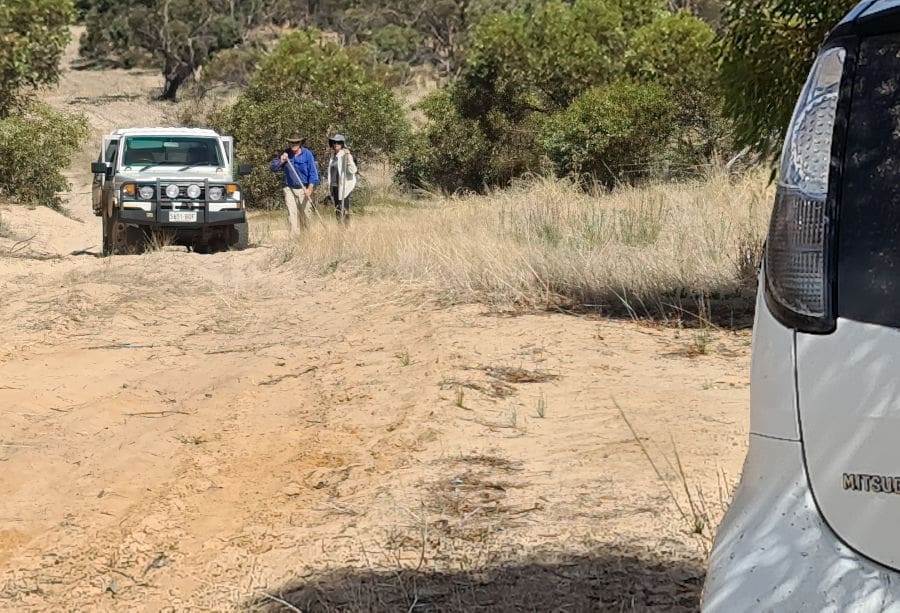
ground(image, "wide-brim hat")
xmin=286 ymin=134 xmax=306 ymax=144
xmin=328 ymin=134 xmax=347 ymax=145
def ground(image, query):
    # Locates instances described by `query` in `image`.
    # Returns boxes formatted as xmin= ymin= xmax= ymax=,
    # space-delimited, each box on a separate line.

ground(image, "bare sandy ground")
xmin=0 ymin=32 xmax=751 ymax=611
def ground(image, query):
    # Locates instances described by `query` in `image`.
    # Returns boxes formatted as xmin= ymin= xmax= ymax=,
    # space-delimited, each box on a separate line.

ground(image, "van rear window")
xmin=837 ymin=34 xmax=900 ymax=327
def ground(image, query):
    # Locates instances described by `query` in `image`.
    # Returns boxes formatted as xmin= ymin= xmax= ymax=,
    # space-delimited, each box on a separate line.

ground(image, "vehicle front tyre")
xmin=228 ymin=222 xmax=249 ymax=251
xmin=101 ymin=213 xmax=110 ymax=256
xmin=106 ymin=210 xmax=145 ymax=255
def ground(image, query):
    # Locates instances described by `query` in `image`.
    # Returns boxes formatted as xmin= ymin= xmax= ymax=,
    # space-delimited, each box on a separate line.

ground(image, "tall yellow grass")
xmin=260 ymin=170 xmax=773 ymax=319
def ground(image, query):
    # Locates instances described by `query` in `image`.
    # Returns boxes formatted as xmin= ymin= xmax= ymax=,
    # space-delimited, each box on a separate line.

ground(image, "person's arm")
xmin=305 ymin=150 xmax=320 ymax=196
xmin=269 ymin=154 xmax=286 ymax=172
xmin=346 ymin=152 xmax=357 ymax=175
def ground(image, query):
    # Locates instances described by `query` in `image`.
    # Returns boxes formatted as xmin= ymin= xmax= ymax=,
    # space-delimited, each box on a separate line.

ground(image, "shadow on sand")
xmin=250 ymin=546 xmax=705 ymax=612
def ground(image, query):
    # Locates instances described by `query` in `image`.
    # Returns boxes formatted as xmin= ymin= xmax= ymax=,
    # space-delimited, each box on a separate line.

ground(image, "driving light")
xmin=208 ymin=186 xmax=224 ymax=201
xmin=122 ymin=183 xmax=136 ymax=198
xmin=138 ymin=186 xmax=154 ymax=200
xmin=165 ymin=184 xmax=180 ymax=199
xmin=186 ymin=184 xmax=201 ymax=199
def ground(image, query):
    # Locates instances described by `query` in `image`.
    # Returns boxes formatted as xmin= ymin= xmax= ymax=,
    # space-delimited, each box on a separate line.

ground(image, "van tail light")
xmin=765 ymin=46 xmax=846 ymax=333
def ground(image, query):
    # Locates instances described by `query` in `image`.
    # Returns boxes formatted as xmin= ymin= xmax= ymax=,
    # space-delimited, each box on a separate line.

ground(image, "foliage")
xmin=369 ymin=25 xmax=422 ymax=64
xmin=0 ymin=104 xmax=88 ymax=208
xmin=261 ymin=0 xmax=352 ymax=28
xmin=344 ymin=43 xmax=411 ymax=88
xmin=396 ymin=90 xmax=494 ymax=193
xmin=340 ymin=0 xmax=536 ymax=74
xmin=541 ymin=81 xmax=678 ymax=185
xmin=218 ymin=30 xmax=409 ymax=207
xmin=627 ymin=11 xmax=729 ymax=167
xmin=199 ymin=45 xmax=265 ymax=92
xmin=80 ymin=0 xmax=269 ymax=100
xmin=719 ymin=0 xmax=856 ymax=154
xmin=398 ymin=86 xmax=558 ymax=193
xmin=458 ymin=0 xmax=626 ymax=119
xmin=0 ymin=0 xmax=74 ymax=117
xmin=399 ymin=0 xmax=728 ymax=191
xmin=627 ymin=11 xmax=718 ymax=97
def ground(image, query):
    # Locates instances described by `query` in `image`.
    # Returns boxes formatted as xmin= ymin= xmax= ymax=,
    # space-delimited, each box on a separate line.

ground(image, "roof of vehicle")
xmin=859 ymin=0 xmax=900 ymax=17
xmin=109 ymin=127 xmax=223 ymax=138
xmin=831 ymin=0 xmax=900 ymax=39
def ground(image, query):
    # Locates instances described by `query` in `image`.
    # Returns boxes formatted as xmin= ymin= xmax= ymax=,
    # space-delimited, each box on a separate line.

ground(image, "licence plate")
xmin=170 ymin=211 xmax=197 ymax=222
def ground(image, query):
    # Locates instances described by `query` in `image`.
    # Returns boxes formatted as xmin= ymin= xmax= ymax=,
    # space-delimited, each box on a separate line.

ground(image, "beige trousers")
xmin=283 ymin=187 xmax=313 ymax=235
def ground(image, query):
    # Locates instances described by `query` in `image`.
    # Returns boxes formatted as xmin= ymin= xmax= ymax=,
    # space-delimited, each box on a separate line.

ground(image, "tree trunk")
xmin=158 ymin=63 xmax=191 ymax=101
xmin=159 ymin=74 xmax=185 ymax=101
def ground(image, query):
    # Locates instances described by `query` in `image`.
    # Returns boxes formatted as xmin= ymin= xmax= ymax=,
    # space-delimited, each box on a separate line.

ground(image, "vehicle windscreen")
xmin=121 ymin=136 xmax=223 ymax=168
xmin=837 ymin=33 xmax=900 ymax=327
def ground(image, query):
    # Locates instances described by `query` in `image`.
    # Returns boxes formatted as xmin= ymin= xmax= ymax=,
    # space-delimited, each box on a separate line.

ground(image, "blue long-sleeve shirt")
xmin=269 ymin=147 xmax=320 ymax=188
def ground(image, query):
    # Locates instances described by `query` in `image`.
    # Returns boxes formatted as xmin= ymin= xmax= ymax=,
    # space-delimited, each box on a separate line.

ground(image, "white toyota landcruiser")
xmin=91 ymin=127 xmax=251 ymax=255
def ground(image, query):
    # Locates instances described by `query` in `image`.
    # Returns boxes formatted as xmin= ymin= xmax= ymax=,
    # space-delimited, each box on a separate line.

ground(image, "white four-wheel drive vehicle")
xmin=704 ymin=1 xmax=900 ymax=610
xmin=91 ymin=128 xmax=251 ymax=255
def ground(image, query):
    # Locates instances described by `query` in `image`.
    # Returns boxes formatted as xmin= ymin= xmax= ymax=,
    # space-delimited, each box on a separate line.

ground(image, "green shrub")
xmin=0 ymin=104 xmax=88 ymax=208
xmin=344 ymin=42 xmax=411 ymax=88
xmin=458 ymin=0 xmax=626 ymax=120
xmin=217 ymin=30 xmax=409 ymax=208
xmin=0 ymin=0 xmax=74 ymax=116
xmin=540 ymin=81 xmax=677 ymax=185
xmin=370 ymin=25 xmax=422 ymax=64
xmin=396 ymin=89 xmax=547 ymax=193
xmin=395 ymin=90 xmax=492 ymax=193
xmin=626 ymin=11 xmax=731 ymax=170
xmin=200 ymin=45 xmax=264 ymax=92
xmin=627 ymin=12 xmax=718 ymax=97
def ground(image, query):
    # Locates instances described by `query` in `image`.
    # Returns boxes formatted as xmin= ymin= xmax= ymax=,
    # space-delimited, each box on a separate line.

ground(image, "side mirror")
xmin=91 ymin=161 xmax=110 ymax=175
xmin=237 ymin=164 xmax=252 ymax=177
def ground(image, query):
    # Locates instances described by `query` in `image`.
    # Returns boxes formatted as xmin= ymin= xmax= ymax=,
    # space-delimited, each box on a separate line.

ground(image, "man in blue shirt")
xmin=269 ymin=135 xmax=320 ymax=236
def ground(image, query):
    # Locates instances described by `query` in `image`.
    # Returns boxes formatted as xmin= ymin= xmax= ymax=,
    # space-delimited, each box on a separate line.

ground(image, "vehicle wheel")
xmin=128 ymin=227 xmax=148 ymax=254
xmin=106 ymin=211 xmax=144 ymax=255
xmin=208 ymin=235 xmax=229 ymax=253
xmin=192 ymin=240 xmax=212 ymax=254
xmin=228 ymin=222 xmax=249 ymax=251
xmin=101 ymin=213 xmax=110 ymax=256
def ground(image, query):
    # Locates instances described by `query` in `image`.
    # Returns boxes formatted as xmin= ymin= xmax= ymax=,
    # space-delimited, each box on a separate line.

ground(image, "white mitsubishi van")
xmin=703 ymin=1 xmax=900 ymax=610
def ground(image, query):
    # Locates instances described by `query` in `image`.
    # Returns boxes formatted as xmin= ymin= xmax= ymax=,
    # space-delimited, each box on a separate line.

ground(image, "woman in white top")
xmin=326 ymin=134 xmax=358 ymax=225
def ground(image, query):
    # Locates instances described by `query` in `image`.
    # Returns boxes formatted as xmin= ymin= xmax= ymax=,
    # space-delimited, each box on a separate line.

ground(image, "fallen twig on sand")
xmin=257 ymin=592 xmax=302 ymax=612
xmin=124 ymin=410 xmax=191 ymax=418
xmin=258 ymin=366 xmax=317 ymax=386
xmin=204 ymin=342 xmax=281 ymax=355
xmin=87 ymin=342 xmax=156 ymax=350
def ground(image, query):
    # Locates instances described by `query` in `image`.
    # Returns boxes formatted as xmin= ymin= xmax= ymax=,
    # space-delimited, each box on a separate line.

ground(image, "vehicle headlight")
xmin=227 ymin=184 xmax=240 ymax=200
xmin=186 ymin=184 xmax=201 ymax=199
xmin=208 ymin=186 xmax=224 ymax=201
xmin=122 ymin=183 xmax=136 ymax=199
xmin=165 ymin=184 xmax=180 ymax=199
xmin=138 ymin=186 xmax=154 ymax=200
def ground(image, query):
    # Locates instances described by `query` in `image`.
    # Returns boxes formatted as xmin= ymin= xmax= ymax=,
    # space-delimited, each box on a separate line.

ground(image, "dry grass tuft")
xmin=269 ymin=170 xmax=771 ymax=324
xmin=483 ymin=366 xmax=559 ymax=384
xmin=424 ymin=455 xmax=533 ymax=542
xmin=615 ymin=399 xmax=731 ymax=556
xmin=440 ymin=378 xmax=516 ymax=400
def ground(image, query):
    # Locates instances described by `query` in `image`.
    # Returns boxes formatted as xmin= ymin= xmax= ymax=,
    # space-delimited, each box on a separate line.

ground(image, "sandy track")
xmin=0 ymin=31 xmax=750 ymax=611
